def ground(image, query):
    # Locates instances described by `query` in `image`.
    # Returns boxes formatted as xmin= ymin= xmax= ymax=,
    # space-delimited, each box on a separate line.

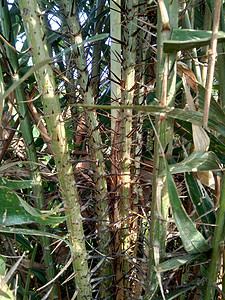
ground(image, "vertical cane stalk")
xmin=58 ymin=1 xmax=111 ymax=297
xmin=0 ymin=2 xmax=58 ymax=298
xmin=112 ymin=0 xmax=138 ymax=298
xmin=204 ymin=174 xmax=225 ymax=300
xmin=145 ymin=0 xmax=178 ymax=296
xmin=18 ymin=1 xmax=92 ymax=299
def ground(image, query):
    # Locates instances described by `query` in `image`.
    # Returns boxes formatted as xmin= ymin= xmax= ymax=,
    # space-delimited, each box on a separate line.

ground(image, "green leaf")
xmin=155 ymin=253 xmax=207 ymax=273
xmin=30 ymin=268 xmax=47 ymax=284
xmin=0 ymin=178 xmax=35 ymax=189
xmin=0 ymin=161 xmax=38 ymax=172
xmin=185 ymin=173 xmax=216 ymax=233
xmin=163 ymin=29 xmax=225 ymax=52
xmin=165 ymin=161 xmax=211 ymax=254
xmin=0 ymin=187 xmax=35 ymax=225
xmin=162 ymin=151 xmax=220 ymax=176
xmin=19 ymin=198 xmax=67 ymax=225
xmin=0 ymin=255 xmax=6 ymax=276
xmin=0 ymin=187 xmax=67 ymax=226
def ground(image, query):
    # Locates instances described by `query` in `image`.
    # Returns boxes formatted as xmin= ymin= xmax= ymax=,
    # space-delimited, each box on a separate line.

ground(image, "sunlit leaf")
xmin=0 ymin=275 xmax=15 ymax=299
xmin=161 ymin=151 xmax=221 ymax=176
xmin=163 ymin=29 xmax=225 ymax=52
xmin=165 ymin=161 xmax=211 ymax=253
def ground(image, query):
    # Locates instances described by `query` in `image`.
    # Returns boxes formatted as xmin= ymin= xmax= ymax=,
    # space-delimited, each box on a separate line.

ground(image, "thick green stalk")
xmin=204 ymin=174 xmax=225 ymax=300
xmin=114 ymin=0 xmax=138 ymax=298
xmin=58 ymin=2 xmax=111 ymax=297
xmin=110 ymin=1 xmax=123 ymax=297
xmin=132 ymin=0 xmax=145 ymax=257
xmin=18 ymin=1 xmax=91 ymax=299
xmin=145 ymin=0 xmax=178 ymax=296
xmin=0 ymin=2 xmax=57 ymax=298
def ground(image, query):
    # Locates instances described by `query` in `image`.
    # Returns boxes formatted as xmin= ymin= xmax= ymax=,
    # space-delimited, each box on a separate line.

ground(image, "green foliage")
xmin=165 ymin=160 xmax=211 ymax=254
xmin=164 ymin=29 xmax=225 ymax=52
xmin=0 ymin=0 xmax=224 ymax=298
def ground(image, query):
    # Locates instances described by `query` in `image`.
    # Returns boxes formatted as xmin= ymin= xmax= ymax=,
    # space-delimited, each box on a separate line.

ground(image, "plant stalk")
xmin=204 ymin=173 xmax=225 ymax=300
xmin=18 ymin=1 xmax=92 ymax=298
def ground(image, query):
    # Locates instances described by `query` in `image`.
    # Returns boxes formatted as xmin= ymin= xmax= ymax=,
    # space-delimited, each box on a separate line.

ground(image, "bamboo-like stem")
xmin=203 ymin=0 xmax=221 ymax=127
xmin=110 ymin=2 xmax=123 ymax=296
xmin=145 ymin=0 xmax=178 ymax=296
xmin=18 ymin=1 xmax=91 ymax=299
xmin=0 ymin=2 xmax=57 ymax=298
xmin=113 ymin=0 xmax=138 ymax=297
xmin=58 ymin=0 xmax=111 ymax=297
xmin=204 ymin=174 xmax=225 ymax=300
xmin=131 ymin=0 xmax=145 ymax=261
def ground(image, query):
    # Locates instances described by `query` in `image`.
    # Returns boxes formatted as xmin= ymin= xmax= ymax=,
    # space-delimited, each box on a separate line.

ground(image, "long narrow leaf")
xmin=165 ymin=161 xmax=210 ymax=254
xmin=156 ymin=253 xmax=207 ymax=273
xmin=185 ymin=173 xmax=216 ymax=232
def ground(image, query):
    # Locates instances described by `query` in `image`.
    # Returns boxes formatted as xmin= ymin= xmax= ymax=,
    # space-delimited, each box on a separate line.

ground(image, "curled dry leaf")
xmin=177 ymin=61 xmax=198 ymax=92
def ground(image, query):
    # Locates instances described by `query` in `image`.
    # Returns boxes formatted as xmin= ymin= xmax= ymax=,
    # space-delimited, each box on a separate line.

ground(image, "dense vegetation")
xmin=0 ymin=0 xmax=225 ymax=299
